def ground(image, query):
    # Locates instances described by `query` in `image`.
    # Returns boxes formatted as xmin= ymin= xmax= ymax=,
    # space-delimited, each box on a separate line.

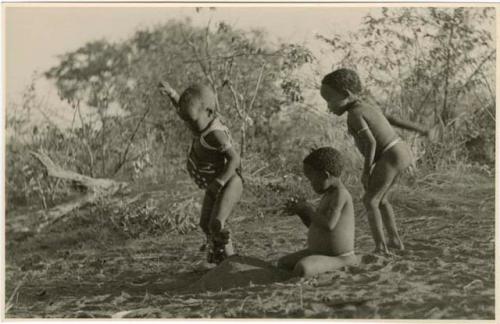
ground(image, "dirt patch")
xmin=5 ymin=171 xmax=495 ymax=319
xmin=185 ymin=255 xmax=293 ymax=292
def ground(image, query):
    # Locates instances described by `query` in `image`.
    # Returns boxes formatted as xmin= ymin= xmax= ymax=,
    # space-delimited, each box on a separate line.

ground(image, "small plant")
xmin=100 ymin=196 xmax=200 ymax=239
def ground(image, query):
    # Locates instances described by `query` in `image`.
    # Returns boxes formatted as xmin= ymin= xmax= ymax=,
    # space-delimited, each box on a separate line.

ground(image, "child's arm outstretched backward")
xmin=385 ymin=114 xmax=429 ymax=136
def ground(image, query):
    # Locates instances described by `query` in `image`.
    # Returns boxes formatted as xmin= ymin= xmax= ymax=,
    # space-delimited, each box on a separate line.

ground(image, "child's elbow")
xmin=230 ymin=152 xmax=241 ymax=166
xmin=327 ymin=219 xmax=338 ymax=231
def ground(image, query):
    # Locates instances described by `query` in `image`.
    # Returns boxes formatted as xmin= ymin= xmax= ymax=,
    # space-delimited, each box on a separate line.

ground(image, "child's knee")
xmin=293 ymin=260 xmax=315 ymax=277
xmin=363 ymin=194 xmax=381 ymax=209
xmin=223 ymin=175 xmax=244 ymax=197
xmin=276 ymin=257 xmax=291 ymax=270
xmin=199 ymin=218 xmax=210 ymax=234
xmin=209 ymin=218 xmax=223 ymax=233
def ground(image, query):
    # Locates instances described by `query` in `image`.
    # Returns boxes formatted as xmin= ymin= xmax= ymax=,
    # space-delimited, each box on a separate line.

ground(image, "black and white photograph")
xmin=3 ymin=3 xmax=496 ymax=320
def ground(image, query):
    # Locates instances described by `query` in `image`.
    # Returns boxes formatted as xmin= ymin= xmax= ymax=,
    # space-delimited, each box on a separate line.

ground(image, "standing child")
xmin=159 ymin=83 xmax=243 ymax=264
xmin=278 ymin=147 xmax=358 ymax=277
xmin=320 ymin=68 xmax=414 ymax=254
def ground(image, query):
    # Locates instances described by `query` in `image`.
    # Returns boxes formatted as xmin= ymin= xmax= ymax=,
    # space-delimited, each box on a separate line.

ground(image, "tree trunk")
xmin=240 ymin=122 xmax=247 ymax=159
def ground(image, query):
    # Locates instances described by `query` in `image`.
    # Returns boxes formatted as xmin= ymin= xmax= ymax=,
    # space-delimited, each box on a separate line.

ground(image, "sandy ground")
xmin=5 ymin=171 xmax=495 ymax=319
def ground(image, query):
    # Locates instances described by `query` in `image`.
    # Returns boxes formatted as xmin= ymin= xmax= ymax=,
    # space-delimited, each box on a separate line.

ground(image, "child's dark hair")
xmin=303 ymin=147 xmax=344 ymax=177
xmin=178 ymin=84 xmax=215 ymax=110
xmin=321 ymin=68 xmax=362 ymax=95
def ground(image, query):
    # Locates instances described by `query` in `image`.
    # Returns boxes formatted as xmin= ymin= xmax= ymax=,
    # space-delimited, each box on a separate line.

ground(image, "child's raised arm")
xmin=158 ymin=81 xmax=180 ymax=110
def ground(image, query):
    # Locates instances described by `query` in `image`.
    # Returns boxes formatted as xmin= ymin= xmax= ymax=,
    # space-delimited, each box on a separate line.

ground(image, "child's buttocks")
xmin=307 ymin=225 xmax=353 ymax=257
xmin=378 ymin=140 xmax=413 ymax=170
xmin=307 ymin=224 xmax=333 ymax=254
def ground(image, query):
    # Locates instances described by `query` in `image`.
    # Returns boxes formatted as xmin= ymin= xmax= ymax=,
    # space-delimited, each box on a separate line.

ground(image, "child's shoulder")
xmin=338 ymin=186 xmax=352 ymax=201
xmin=347 ymin=100 xmax=383 ymax=123
xmin=201 ymin=118 xmax=227 ymax=136
xmin=201 ymin=118 xmax=232 ymax=151
xmin=348 ymin=100 xmax=376 ymax=113
xmin=327 ymin=186 xmax=352 ymax=204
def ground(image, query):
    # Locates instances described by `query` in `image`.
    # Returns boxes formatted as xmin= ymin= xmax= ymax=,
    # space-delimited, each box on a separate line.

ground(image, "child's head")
xmin=303 ymin=147 xmax=344 ymax=194
xmin=320 ymin=68 xmax=362 ymax=115
xmin=178 ymin=84 xmax=217 ymax=133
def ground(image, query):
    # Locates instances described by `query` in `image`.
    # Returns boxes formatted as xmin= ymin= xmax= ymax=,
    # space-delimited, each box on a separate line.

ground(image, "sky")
xmin=5 ymin=5 xmax=374 ymax=102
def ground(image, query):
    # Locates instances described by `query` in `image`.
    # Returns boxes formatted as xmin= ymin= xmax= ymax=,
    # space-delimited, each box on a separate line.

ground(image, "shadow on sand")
xmin=183 ymin=255 xmax=294 ymax=293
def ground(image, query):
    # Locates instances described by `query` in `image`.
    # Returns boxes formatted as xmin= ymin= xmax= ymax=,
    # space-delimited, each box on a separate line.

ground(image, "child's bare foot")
xmin=210 ymin=230 xmax=234 ymax=264
xmin=373 ymin=243 xmax=391 ymax=255
xmin=388 ymin=237 xmax=405 ymax=251
xmin=193 ymin=260 xmax=216 ymax=272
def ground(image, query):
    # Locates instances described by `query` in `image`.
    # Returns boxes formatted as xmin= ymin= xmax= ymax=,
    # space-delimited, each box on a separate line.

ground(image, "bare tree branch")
xmin=225 ymin=81 xmax=245 ymax=119
xmin=455 ymin=49 xmax=495 ymax=102
xmin=248 ymin=64 xmax=266 ymax=112
xmin=112 ymin=104 xmax=151 ymax=176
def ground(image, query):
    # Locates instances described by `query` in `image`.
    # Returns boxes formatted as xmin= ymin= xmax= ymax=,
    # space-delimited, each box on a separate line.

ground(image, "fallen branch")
xmin=7 ymin=152 xmax=128 ymax=236
xmin=31 ymin=151 xmax=127 ymax=195
xmin=5 ymin=273 xmax=28 ymax=314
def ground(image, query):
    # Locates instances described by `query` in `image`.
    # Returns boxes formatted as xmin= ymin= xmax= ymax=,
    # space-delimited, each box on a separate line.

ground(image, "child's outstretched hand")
xmin=283 ymin=196 xmax=307 ymax=216
xmin=158 ymin=81 xmax=180 ymax=109
xmin=158 ymin=81 xmax=174 ymax=96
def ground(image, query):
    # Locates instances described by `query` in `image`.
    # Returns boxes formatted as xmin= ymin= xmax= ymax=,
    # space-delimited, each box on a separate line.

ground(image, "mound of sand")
xmin=186 ymin=255 xmax=293 ymax=292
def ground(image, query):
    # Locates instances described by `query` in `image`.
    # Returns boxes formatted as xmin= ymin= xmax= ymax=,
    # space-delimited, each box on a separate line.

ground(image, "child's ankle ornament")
xmin=207 ymin=230 xmax=231 ymax=264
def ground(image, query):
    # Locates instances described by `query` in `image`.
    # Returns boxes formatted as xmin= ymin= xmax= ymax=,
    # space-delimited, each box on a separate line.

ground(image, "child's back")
xmin=307 ymin=186 xmax=354 ymax=256
xmin=346 ymin=101 xmax=400 ymax=162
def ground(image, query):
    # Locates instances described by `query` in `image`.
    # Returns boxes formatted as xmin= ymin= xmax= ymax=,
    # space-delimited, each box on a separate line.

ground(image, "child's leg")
xmin=277 ymin=249 xmax=314 ymax=271
xmin=209 ymin=175 xmax=243 ymax=257
xmin=199 ymin=192 xmax=215 ymax=253
xmin=380 ymin=176 xmax=404 ymax=250
xmin=200 ymin=192 xmax=215 ymax=236
xmin=363 ymin=160 xmax=400 ymax=253
xmin=379 ymin=143 xmax=412 ymax=251
xmin=293 ymin=254 xmax=358 ymax=277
